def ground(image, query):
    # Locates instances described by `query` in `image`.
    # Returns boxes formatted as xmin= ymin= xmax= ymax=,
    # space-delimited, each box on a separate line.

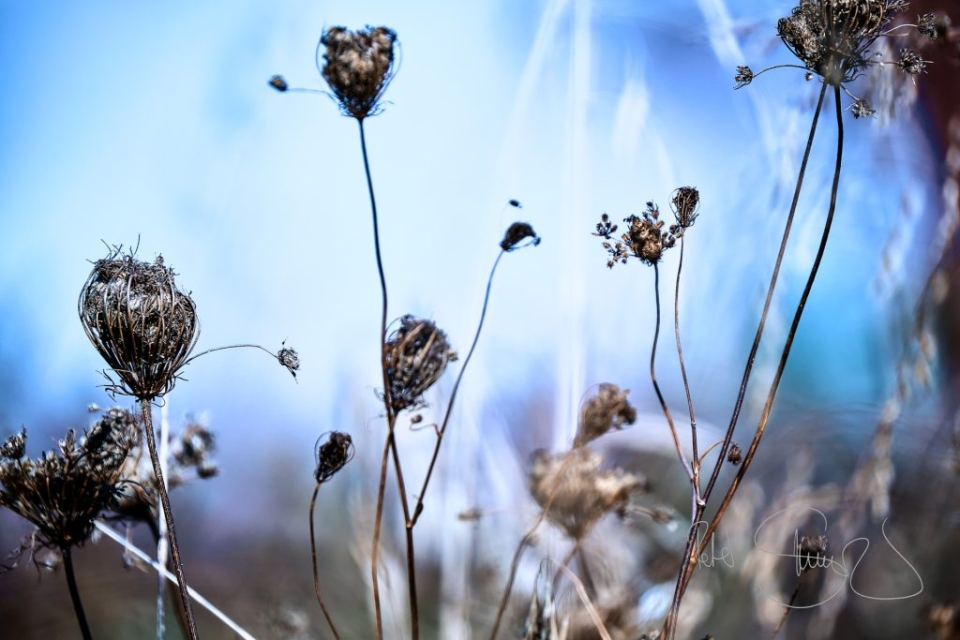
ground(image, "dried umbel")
xmin=594 ymin=202 xmax=680 ymax=268
xmin=79 ymin=249 xmax=199 ymax=400
xmin=671 ymin=186 xmax=700 ymax=229
xmin=528 ymin=448 xmax=647 ymax=540
xmin=319 ymin=26 xmax=398 ymax=120
xmin=314 ymin=431 xmax=354 ymax=484
xmin=0 ymin=411 xmax=138 ymax=551
xmin=114 ymin=416 xmax=218 ymax=522
xmin=576 ymin=383 xmax=637 ymax=446
xmin=776 ymin=0 xmax=912 ymax=86
xmin=277 ymin=344 xmax=301 ymax=379
xmin=383 ymin=315 xmax=456 ymax=412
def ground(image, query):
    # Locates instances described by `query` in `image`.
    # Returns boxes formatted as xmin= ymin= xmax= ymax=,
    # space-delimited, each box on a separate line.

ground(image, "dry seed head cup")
xmin=79 ymin=250 xmax=199 ymax=400
xmin=320 ymin=25 xmax=398 ymax=120
xmin=383 ymin=315 xmax=456 ymax=413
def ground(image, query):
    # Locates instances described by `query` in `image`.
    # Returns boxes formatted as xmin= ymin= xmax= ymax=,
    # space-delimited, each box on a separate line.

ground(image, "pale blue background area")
xmin=0 ymin=0 xmax=941 ymax=528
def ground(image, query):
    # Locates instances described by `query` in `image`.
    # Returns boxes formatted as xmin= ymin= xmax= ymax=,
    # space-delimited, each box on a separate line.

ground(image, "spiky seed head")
xmin=383 ymin=316 xmax=456 ymax=413
xmin=79 ymin=248 xmax=199 ymax=400
xmin=277 ymin=345 xmax=300 ymax=378
xmin=320 ymin=26 xmax=398 ymax=120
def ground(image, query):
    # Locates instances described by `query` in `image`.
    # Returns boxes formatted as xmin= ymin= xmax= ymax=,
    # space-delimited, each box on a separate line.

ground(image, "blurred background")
xmin=1 ymin=0 xmax=959 ymax=638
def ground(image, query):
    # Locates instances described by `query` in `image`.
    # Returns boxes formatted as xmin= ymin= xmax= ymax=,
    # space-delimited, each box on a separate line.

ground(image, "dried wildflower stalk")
xmin=0 ymin=411 xmax=138 ymax=640
xmin=661 ymin=2 xmax=943 ymax=637
xmin=309 ymin=432 xmax=354 ymax=640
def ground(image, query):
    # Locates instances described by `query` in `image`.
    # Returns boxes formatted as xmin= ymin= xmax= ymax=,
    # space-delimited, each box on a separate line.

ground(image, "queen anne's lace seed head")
xmin=383 ymin=316 xmax=456 ymax=413
xmin=320 ymin=26 xmax=398 ymax=120
xmin=79 ymin=248 xmax=199 ymax=400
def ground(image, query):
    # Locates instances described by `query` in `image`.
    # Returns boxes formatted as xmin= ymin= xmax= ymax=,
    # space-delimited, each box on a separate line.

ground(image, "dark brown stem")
xmin=667 ymin=83 xmax=843 ymax=640
xmin=62 ymin=546 xmax=94 ymax=640
xmin=651 ymin=263 xmax=694 ymax=481
xmin=663 ymin=80 xmax=831 ymax=640
xmin=140 ymin=398 xmax=200 ymax=640
xmin=772 ymin=574 xmax=805 ymax=640
xmin=359 ymin=119 xmax=419 ymax=640
xmin=411 ymin=250 xmax=505 ymax=527
xmin=146 ymin=519 xmax=194 ymax=640
xmin=310 ymin=483 xmax=341 ymax=640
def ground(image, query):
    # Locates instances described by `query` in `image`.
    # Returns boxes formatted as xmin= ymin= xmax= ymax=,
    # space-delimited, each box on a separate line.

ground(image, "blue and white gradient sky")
xmin=0 ymin=1 xmax=942 ymax=525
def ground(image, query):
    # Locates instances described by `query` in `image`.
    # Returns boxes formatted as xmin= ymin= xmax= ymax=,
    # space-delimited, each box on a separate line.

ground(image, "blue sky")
xmin=0 ymin=0 xmax=942 ymax=521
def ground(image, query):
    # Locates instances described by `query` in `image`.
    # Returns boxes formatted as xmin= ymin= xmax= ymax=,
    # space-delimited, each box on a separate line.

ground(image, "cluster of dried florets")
xmin=277 ymin=344 xmax=301 ymax=379
xmin=320 ymin=26 xmax=398 ymax=120
xmin=0 ymin=410 xmax=138 ymax=551
xmin=528 ymin=448 xmax=647 ymax=540
xmin=576 ymin=383 xmax=637 ymax=446
xmin=114 ymin=414 xmax=219 ymax=522
xmin=79 ymin=249 xmax=199 ymax=400
xmin=595 ymin=203 xmax=680 ymax=268
xmin=314 ymin=431 xmax=354 ymax=484
xmin=736 ymin=1 xmax=939 ymax=102
xmin=671 ymin=186 xmax=700 ymax=229
xmin=383 ymin=315 xmax=457 ymax=412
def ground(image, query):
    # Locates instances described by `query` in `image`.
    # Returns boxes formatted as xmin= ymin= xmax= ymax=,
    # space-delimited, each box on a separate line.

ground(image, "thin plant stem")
xmin=183 ymin=344 xmax=279 ymax=366
xmin=549 ymin=560 xmax=613 ymax=640
xmin=772 ymin=574 xmax=805 ymax=640
xmin=700 ymin=83 xmax=845 ymax=555
xmin=651 ymin=262 xmax=694 ymax=482
xmin=140 ymin=398 xmax=200 ymax=640
xmin=146 ymin=518 xmax=193 ymax=640
xmin=156 ymin=403 xmax=169 ymax=640
xmin=94 ymin=522 xmax=257 ymax=640
xmin=662 ymin=80 xmax=830 ymax=640
xmin=309 ymin=483 xmax=341 ymax=640
xmin=62 ymin=546 xmax=94 ymax=640
xmin=675 ymin=234 xmax=701 ymax=504
xmin=411 ymin=250 xmax=505 ymax=527
xmin=358 ymin=118 xmax=419 ymax=640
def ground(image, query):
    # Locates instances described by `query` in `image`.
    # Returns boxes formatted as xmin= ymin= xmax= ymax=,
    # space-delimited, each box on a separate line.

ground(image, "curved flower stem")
xmin=140 ymin=398 xmax=200 ymax=640
xmin=675 ymin=234 xmax=701 ymax=504
xmin=700 ymin=83 xmax=845 ymax=559
xmin=182 ymin=343 xmax=277 ymax=366
xmin=309 ymin=483 xmax=341 ymax=640
xmin=411 ymin=250 xmax=505 ymax=527
xmin=651 ymin=263 xmax=694 ymax=482
xmin=62 ymin=546 xmax=94 ymax=640
xmin=772 ymin=573 xmax=805 ymax=640
xmin=358 ymin=119 xmax=418 ymax=640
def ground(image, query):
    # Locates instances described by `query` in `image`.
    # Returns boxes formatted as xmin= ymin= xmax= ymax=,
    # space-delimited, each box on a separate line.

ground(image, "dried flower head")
xmin=849 ymin=97 xmax=877 ymax=118
xmin=734 ymin=65 xmax=755 ymax=88
xmin=796 ymin=534 xmax=829 ymax=571
xmin=727 ymin=443 xmax=743 ymax=466
xmin=383 ymin=315 xmax=456 ymax=412
xmin=671 ymin=186 xmax=700 ymax=229
xmin=113 ymin=412 xmax=219 ymax=522
xmin=0 ymin=413 xmax=138 ymax=551
xmin=576 ymin=383 xmax=636 ymax=446
xmin=268 ymin=74 xmax=289 ymax=92
xmin=528 ymin=447 xmax=647 ymax=540
xmin=314 ymin=431 xmax=354 ymax=483
xmin=79 ymin=248 xmax=199 ymax=400
xmin=500 ymin=222 xmax=542 ymax=252
xmin=594 ymin=202 xmax=679 ymax=268
xmin=776 ymin=0 xmax=908 ymax=86
xmin=277 ymin=344 xmax=300 ymax=379
xmin=319 ymin=26 xmax=398 ymax=120
xmin=898 ymin=47 xmax=928 ymax=75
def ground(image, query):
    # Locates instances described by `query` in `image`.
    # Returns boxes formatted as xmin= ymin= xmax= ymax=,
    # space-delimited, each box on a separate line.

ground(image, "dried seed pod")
xmin=382 ymin=315 xmax=455 ymax=413
xmin=268 ymin=74 xmax=288 ymax=92
xmin=314 ymin=432 xmax=354 ymax=483
xmin=277 ymin=344 xmax=300 ymax=378
xmin=78 ymin=248 xmax=199 ymax=400
xmin=671 ymin=186 xmax=700 ymax=229
xmin=319 ymin=25 xmax=398 ymax=120
xmin=500 ymin=222 xmax=541 ymax=252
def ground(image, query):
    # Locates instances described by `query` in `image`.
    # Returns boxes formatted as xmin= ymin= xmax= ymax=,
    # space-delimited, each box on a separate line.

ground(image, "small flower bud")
xmin=268 ymin=75 xmax=289 ymax=92
xmin=727 ymin=443 xmax=743 ymax=466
